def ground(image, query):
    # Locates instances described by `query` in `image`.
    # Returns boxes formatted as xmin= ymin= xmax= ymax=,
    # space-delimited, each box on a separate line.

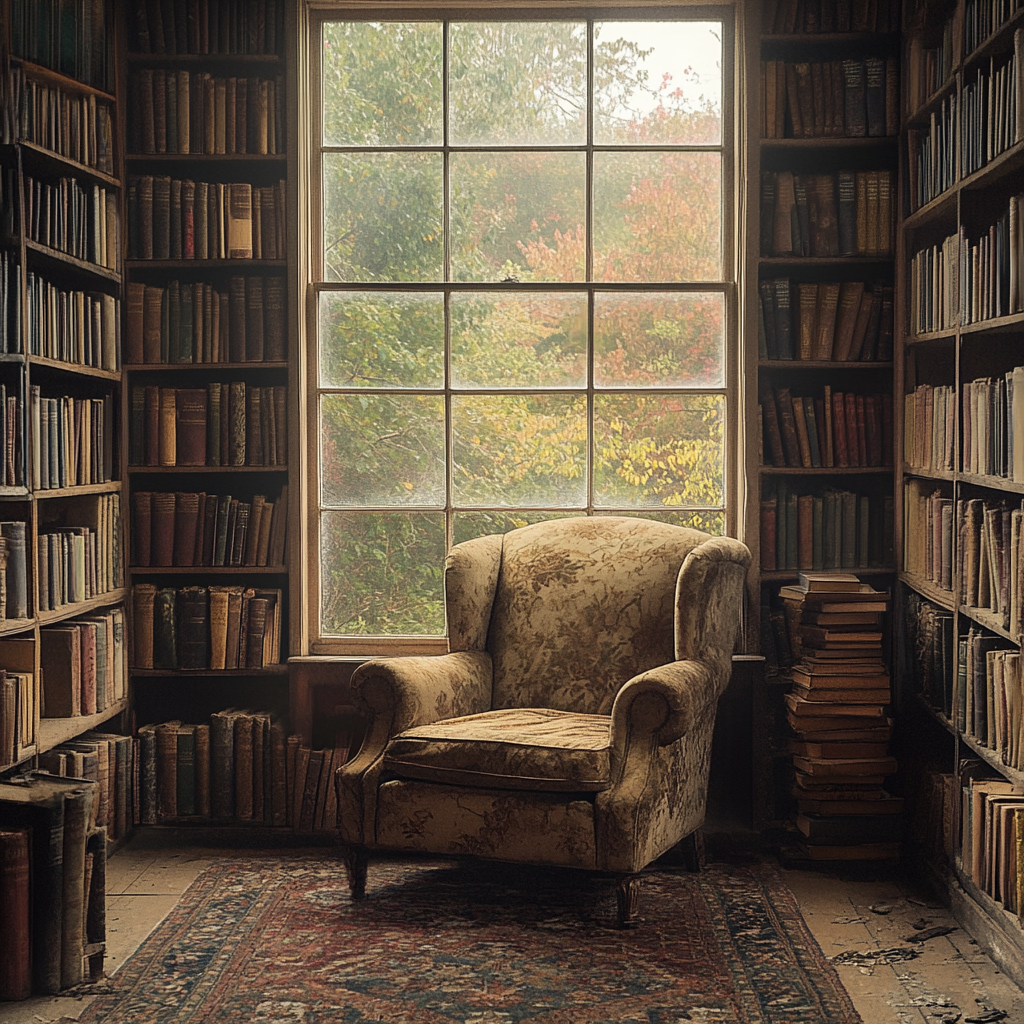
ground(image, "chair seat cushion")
xmin=383 ymin=708 xmax=613 ymax=792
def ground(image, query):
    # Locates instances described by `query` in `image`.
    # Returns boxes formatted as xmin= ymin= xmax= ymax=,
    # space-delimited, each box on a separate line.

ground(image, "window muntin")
xmin=311 ymin=13 xmax=732 ymax=644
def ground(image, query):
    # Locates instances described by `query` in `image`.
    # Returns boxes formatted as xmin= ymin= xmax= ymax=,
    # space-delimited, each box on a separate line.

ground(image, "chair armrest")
xmin=351 ymin=650 xmax=493 ymax=742
xmin=609 ymin=660 xmax=715 ymax=749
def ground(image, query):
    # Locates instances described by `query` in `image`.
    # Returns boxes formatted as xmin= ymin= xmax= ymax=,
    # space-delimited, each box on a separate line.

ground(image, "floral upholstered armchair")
xmin=336 ymin=516 xmax=750 ymax=926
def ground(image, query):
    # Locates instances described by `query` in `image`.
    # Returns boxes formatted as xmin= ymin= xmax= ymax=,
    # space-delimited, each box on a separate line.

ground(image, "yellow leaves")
xmin=402 ymin=481 xmax=414 ymax=490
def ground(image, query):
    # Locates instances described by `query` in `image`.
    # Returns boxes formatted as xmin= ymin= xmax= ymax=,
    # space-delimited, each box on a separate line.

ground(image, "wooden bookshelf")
xmin=897 ymin=0 xmax=1024 ymax=985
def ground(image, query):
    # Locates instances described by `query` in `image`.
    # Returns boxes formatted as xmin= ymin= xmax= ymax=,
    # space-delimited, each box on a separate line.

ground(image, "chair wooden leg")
xmin=680 ymin=829 xmax=706 ymax=873
xmin=616 ymin=874 xmax=642 ymax=929
xmin=341 ymin=845 xmax=368 ymax=899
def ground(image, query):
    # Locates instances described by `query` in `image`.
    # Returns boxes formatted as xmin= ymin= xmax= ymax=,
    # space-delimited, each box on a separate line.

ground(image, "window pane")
xmin=321 ymin=511 xmax=445 ymax=635
xmin=593 ymin=394 xmax=724 ymax=507
xmin=453 ymin=510 xmax=581 ymax=545
xmin=594 ymin=22 xmax=722 ymax=145
xmin=593 ymin=152 xmax=721 ymax=282
xmin=319 ymin=291 xmax=444 ymax=389
xmin=594 ymin=292 xmax=725 ymax=388
xmin=450 ymin=152 xmax=586 ymax=282
xmin=322 ymin=22 xmax=442 ymax=146
xmin=321 ymin=394 xmax=445 ymax=506
xmin=452 ymin=394 xmax=586 ymax=506
xmin=450 ymin=292 xmax=587 ymax=389
xmin=611 ymin=509 xmax=725 ymax=533
xmin=323 ymin=152 xmax=443 ymax=282
xmin=449 ymin=22 xmax=586 ymax=145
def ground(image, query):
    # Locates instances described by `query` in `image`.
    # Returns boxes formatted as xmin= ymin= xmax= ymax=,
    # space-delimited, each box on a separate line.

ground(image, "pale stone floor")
xmin=2 ymin=839 xmax=1023 ymax=1024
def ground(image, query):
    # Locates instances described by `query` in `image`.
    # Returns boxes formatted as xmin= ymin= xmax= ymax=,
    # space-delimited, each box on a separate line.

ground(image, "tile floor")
xmin=1 ymin=840 xmax=1022 ymax=1024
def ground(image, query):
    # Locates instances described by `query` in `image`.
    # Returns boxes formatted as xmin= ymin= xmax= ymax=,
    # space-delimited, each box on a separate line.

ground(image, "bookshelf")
xmin=118 ymin=0 xmax=295 ymax=830
xmin=750 ymin=8 xmax=901 ymax=826
xmin=897 ymin=0 xmax=1024 ymax=990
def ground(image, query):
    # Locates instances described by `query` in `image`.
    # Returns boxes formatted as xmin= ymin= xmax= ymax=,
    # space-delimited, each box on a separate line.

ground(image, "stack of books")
xmin=783 ymin=572 xmax=903 ymax=860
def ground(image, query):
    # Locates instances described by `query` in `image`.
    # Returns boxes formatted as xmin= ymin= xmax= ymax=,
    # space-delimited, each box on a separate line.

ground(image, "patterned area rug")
xmin=80 ymin=855 xmax=862 ymax=1023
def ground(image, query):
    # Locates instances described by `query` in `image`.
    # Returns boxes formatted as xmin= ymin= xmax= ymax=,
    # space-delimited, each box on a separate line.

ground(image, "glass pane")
xmin=450 ymin=292 xmax=587 ymax=389
xmin=323 ymin=152 xmax=443 ymax=282
xmin=453 ymin=510 xmax=581 ymax=545
xmin=319 ymin=292 xmax=444 ymax=389
xmin=594 ymin=22 xmax=721 ymax=145
xmin=450 ymin=153 xmax=585 ymax=282
xmin=593 ymin=394 xmax=725 ymax=507
xmin=449 ymin=22 xmax=586 ymax=145
xmin=611 ymin=509 xmax=725 ymax=533
xmin=321 ymin=394 xmax=445 ymax=506
xmin=593 ymin=152 xmax=721 ymax=282
xmin=321 ymin=511 xmax=445 ymax=634
xmin=594 ymin=292 xmax=725 ymax=388
xmin=452 ymin=394 xmax=587 ymax=506
xmin=322 ymin=22 xmax=442 ymax=146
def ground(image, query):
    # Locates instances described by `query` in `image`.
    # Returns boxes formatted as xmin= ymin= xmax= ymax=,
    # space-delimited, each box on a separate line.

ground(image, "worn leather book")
xmin=175 ymin=388 xmax=207 ymax=466
xmin=175 ymin=724 xmax=197 ymax=817
xmin=761 ymin=392 xmax=786 ymax=467
xmin=225 ymin=586 xmax=244 ymax=668
xmin=155 ymin=721 xmax=181 ymax=818
xmin=773 ymin=170 xmax=797 ymax=255
xmin=300 ymin=748 xmax=325 ymax=832
xmin=245 ymin=276 xmax=264 ymax=360
xmin=233 ymin=712 xmax=254 ymax=821
xmin=228 ymin=276 xmax=246 ymax=361
xmin=227 ymin=182 xmax=253 ymax=258
xmin=210 ymin=708 xmax=240 ymax=818
xmin=796 ymin=283 xmax=817 ymax=359
xmin=40 ymin=626 xmax=81 ymax=717
xmin=273 ymin=386 xmax=287 ymax=465
xmin=151 ymin=492 xmax=176 ymax=566
xmin=132 ymin=584 xmax=157 ymax=669
xmin=760 ymin=172 xmax=776 ymax=256
xmin=172 ymin=491 xmax=199 ymax=566
xmin=178 ymin=586 xmax=209 ymax=670
xmin=268 ymin=485 xmax=288 ymax=565
xmin=842 ymin=59 xmax=866 ymax=137
xmin=774 ymin=387 xmax=802 ymax=467
xmin=208 ymin=586 xmax=230 ymax=670
xmin=194 ymin=724 xmax=211 ymax=818
xmin=265 ymin=277 xmax=286 ymax=360
xmin=270 ymin=719 xmax=288 ymax=828
xmin=154 ymin=588 xmax=178 ymax=670
xmin=0 ymin=828 xmax=31 ymax=999
xmin=228 ymin=381 xmax=246 ymax=465
xmin=832 ymin=282 xmax=865 ymax=361
xmin=813 ymin=282 xmax=840 ymax=358
xmin=244 ymin=495 xmax=265 ymax=565
xmin=0 ymin=522 xmax=26 ymax=620
xmin=792 ymin=397 xmax=813 ymax=468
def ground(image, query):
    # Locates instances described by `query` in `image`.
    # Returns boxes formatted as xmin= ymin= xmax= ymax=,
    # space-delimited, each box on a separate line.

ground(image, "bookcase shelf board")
xmin=905 ymin=77 xmax=960 ymax=130
xmin=949 ymin=871 xmax=1024 ymax=993
xmin=759 ymin=360 xmax=894 ymax=368
xmin=900 ymin=189 xmax=958 ymax=231
xmin=34 ymin=482 xmax=125 ymax=500
xmin=914 ymin=692 xmax=957 ymax=736
xmin=959 ymin=311 xmax=1024 ymax=336
xmin=125 ymin=259 xmax=288 ymax=270
xmin=959 ymin=605 xmax=1015 ymax=642
xmin=11 ymin=58 xmax=118 ymax=102
xmin=761 ymin=32 xmax=899 ymax=44
xmin=126 ymin=53 xmax=285 ymax=67
xmin=759 ymin=256 xmax=896 ymax=267
xmin=36 ymin=700 xmax=130 ymax=756
xmin=36 ymin=589 xmax=129 ymax=626
xmin=18 ymin=141 xmax=121 ymax=189
xmin=130 ymin=666 xmax=289 ymax=678
xmin=907 ymin=328 xmax=958 ymax=343
xmin=898 ymin=571 xmax=956 ymax=610
xmin=0 ymin=618 xmax=37 ymax=639
xmin=127 ymin=466 xmax=289 ymax=475
xmin=957 ymin=729 xmax=1024 ymax=789
xmin=27 ymin=357 xmax=121 ymax=381
xmin=123 ymin=362 xmax=289 ymax=372
xmin=759 ymin=465 xmax=893 ymax=474
xmin=24 ymin=241 xmax=122 ymax=285
xmin=128 ymin=566 xmax=287 ymax=576
xmin=0 ymin=487 xmax=31 ymax=499
xmin=125 ymin=153 xmax=287 ymax=164
xmin=957 ymin=473 xmax=1024 ymax=495
xmin=760 ymin=137 xmax=899 ymax=150
xmin=959 ymin=138 xmax=1024 ymax=194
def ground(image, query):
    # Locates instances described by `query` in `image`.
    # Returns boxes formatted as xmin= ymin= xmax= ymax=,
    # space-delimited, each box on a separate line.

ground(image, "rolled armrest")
xmin=609 ymin=660 xmax=715 ymax=749
xmin=351 ymin=650 xmax=493 ymax=740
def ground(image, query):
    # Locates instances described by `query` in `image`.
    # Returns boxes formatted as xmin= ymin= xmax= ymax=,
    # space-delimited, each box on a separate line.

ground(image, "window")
xmin=306 ymin=9 xmax=735 ymax=650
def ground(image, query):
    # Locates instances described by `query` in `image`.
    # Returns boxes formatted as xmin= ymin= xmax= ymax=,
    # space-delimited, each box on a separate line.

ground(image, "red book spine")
xmin=797 ymin=494 xmax=814 ymax=569
xmin=844 ymin=393 xmax=859 ymax=465
xmin=832 ymin=391 xmax=849 ymax=466
xmin=856 ymin=394 xmax=868 ymax=467
xmin=865 ymin=394 xmax=882 ymax=466
xmin=80 ymin=623 xmax=97 ymax=716
xmin=0 ymin=828 xmax=31 ymax=1000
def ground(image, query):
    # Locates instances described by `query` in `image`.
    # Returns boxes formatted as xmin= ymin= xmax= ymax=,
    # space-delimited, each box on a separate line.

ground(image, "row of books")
xmin=129 ymin=0 xmax=285 ymax=56
xmin=0 ymin=638 xmax=36 ymax=768
xmin=958 ymin=46 xmax=1022 ymax=180
xmin=758 ymin=279 xmax=894 ymax=362
xmin=40 ymin=610 xmax=127 ymax=719
xmin=9 ymin=0 xmax=113 ymax=90
xmin=903 ymin=481 xmax=952 ymax=590
xmin=0 ymin=523 xmax=28 ymax=620
xmin=965 ymin=0 xmax=1024 ymax=60
xmin=0 ymin=772 xmax=109 ymax=998
xmin=783 ymin=575 xmax=901 ymax=861
xmin=959 ymin=497 xmax=1024 ymax=635
xmin=31 ymin=392 xmax=114 ymax=490
xmin=760 ymin=58 xmax=898 ymax=139
xmin=23 ymin=175 xmax=119 ymax=272
xmin=762 ymin=387 xmax=892 ymax=469
xmin=910 ymin=232 xmax=959 ymax=333
xmin=131 ymin=584 xmax=283 ymax=670
xmin=132 ymin=488 xmax=288 ymax=568
xmin=0 ymin=385 xmax=25 ymax=487
xmin=139 ymin=714 xmax=348 ymax=833
xmin=1 ymin=67 xmax=116 ymax=174
xmin=129 ymin=384 xmax=287 ymax=468
xmin=904 ymin=384 xmax=956 ymax=472
xmin=0 ymin=251 xmax=22 ymax=355
xmin=37 ymin=496 xmax=123 ymax=612
xmin=908 ymin=94 xmax=957 ymax=210
xmin=905 ymin=14 xmax=956 ymax=118
xmin=959 ymin=631 xmax=1024 ymax=770
xmin=905 ymin=592 xmax=955 ymax=718
xmin=961 ymin=370 xmax=1024 ymax=479
xmin=759 ymin=485 xmax=894 ymax=572
xmin=128 ymin=70 xmax=285 ymax=156
xmin=961 ymin=770 xmax=1024 ymax=918
xmin=125 ymin=276 xmax=287 ymax=365
xmin=126 ymin=177 xmax=286 ymax=261
xmin=761 ymin=0 xmax=900 ymax=33
xmin=961 ymin=204 xmax=1022 ymax=325
xmin=26 ymin=271 xmax=119 ymax=369
xmin=760 ymin=170 xmax=895 ymax=259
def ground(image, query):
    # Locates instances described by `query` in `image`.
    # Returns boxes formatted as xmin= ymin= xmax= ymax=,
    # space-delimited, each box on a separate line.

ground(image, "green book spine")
xmin=153 ymin=588 xmax=178 ymax=669
xmin=214 ymin=494 xmax=232 ymax=565
xmin=177 ymin=727 xmax=196 ymax=816
xmin=179 ymin=282 xmax=193 ymax=362
xmin=812 ymin=496 xmax=823 ymax=570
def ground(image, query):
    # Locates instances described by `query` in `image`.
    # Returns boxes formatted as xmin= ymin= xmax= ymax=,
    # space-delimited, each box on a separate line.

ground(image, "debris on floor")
xmin=831 ymin=946 xmax=923 ymax=967
xmin=870 ymin=903 xmax=896 ymax=915
xmin=905 ymin=925 xmax=957 ymax=943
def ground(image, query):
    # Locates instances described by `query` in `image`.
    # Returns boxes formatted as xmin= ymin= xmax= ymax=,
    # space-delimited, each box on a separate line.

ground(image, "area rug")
xmin=79 ymin=855 xmax=862 ymax=1024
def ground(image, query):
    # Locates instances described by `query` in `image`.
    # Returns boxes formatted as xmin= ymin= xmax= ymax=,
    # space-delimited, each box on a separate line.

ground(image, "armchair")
xmin=336 ymin=516 xmax=750 ymax=926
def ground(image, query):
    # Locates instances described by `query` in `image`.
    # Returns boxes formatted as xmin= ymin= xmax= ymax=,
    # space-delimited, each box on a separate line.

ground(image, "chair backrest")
xmin=482 ymin=517 xmax=711 ymax=715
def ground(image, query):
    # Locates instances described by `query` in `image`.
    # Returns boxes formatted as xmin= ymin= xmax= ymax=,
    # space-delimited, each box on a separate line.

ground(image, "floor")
xmin=2 ymin=840 xmax=1023 ymax=1024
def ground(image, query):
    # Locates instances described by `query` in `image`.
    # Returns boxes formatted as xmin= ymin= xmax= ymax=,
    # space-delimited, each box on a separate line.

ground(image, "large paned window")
xmin=307 ymin=10 xmax=734 ymax=648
